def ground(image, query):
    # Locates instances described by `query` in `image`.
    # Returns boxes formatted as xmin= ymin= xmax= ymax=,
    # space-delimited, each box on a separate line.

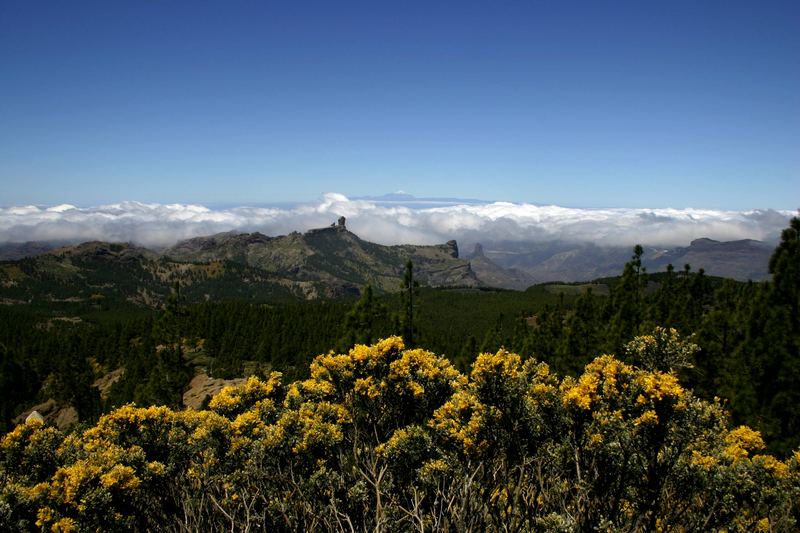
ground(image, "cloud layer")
xmin=0 ymin=193 xmax=794 ymax=249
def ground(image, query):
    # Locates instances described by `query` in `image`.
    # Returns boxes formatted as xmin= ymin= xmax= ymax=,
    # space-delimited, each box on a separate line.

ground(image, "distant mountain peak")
xmin=353 ymin=193 xmax=488 ymax=206
xmin=163 ymin=223 xmax=480 ymax=295
xmin=690 ymin=238 xmax=720 ymax=246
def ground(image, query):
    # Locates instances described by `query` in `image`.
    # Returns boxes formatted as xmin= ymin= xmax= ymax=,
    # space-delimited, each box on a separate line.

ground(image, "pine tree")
xmin=560 ymin=288 xmax=601 ymax=374
xmin=400 ymin=261 xmax=419 ymax=347
xmin=605 ymin=245 xmax=646 ymax=354
xmin=769 ymin=216 xmax=800 ymax=332
xmin=0 ymin=343 xmax=36 ymax=432
xmin=338 ymin=285 xmax=389 ymax=351
xmin=763 ymin=216 xmax=800 ymax=453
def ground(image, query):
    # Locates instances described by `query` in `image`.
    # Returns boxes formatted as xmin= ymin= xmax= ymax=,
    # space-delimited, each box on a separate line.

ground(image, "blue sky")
xmin=1 ymin=1 xmax=798 ymax=209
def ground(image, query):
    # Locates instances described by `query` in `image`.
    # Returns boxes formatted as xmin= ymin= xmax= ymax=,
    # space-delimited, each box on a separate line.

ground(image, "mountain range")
xmin=0 ymin=219 xmax=479 ymax=308
xmin=466 ymin=237 xmax=773 ymax=284
xmin=0 ymin=219 xmax=774 ymax=309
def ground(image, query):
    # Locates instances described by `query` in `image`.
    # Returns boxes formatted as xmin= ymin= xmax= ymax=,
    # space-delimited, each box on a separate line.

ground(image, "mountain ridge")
xmin=0 ymin=221 xmax=485 ymax=308
xmin=473 ymin=237 xmax=772 ymax=282
xmin=0 ymin=223 xmax=774 ymax=310
xmin=163 ymin=220 xmax=478 ymax=293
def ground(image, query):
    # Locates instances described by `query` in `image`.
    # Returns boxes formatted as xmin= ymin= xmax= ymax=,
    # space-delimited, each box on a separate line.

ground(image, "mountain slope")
xmin=1 ymin=222 xmax=482 ymax=309
xmin=0 ymin=241 xmax=299 ymax=309
xmin=463 ymin=244 xmax=535 ymax=290
xmin=1 ymin=223 xmax=773 ymax=311
xmin=165 ymin=220 xmax=480 ymax=293
xmin=477 ymin=238 xmax=773 ymax=282
xmin=646 ymin=238 xmax=773 ymax=280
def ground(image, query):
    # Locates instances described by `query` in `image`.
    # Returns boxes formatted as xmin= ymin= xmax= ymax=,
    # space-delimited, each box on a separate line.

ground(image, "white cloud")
xmin=0 ymin=193 xmax=794 ymax=249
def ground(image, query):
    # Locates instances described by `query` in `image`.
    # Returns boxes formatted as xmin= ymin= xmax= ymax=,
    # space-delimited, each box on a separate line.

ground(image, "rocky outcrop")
xmin=464 ymin=243 xmax=536 ymax=290
xmin=93 ymin=368 xmax=125 ymax=400
xmin=167 ymin=225 xmax=483 ymax=293
xmin=446 ymin=240 xmax=459 ymax=258
xmin=14 ymin=399 xmax=79 ymax=430
xmin=183 ymin=373 xmax=247 ymax=410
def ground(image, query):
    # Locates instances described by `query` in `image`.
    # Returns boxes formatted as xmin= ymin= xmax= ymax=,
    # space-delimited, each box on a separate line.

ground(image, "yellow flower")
xmin=36 ymin=506 xmax=55 ymax=528
xmin=209 ymin=374 xmax=282 ymax=417
xmin=377 ymin=427 xmax=419 ymax=459
xmin=430 ymin=391 xmax=496 ymax=456
xmin=418 ymin=458 xmax=449 ymax=479
xmin=753 ymin=454 xmax=789 ymax=478
xmin=635 ymin=371 xmax=684 ymax=403
xmin=51 ymin=517 xmax=78 ymax=533
xmin=585 ymin=355 xmax=634 ymax=398
xmin=634 ymin=410 xmax=659 ymax=426
xmin=723 ymin=426 xmax=765 ymax=461
xmin=535 ymin=362 xmax=551 ymax=378
xmin=146 ymin=461 xmax=166 ymax=476
xmin=374 ymin=336 xmax=405 ymax=356
xmin=354 ymin=376 xmax=381 ymax=399
xmin=471 ymin=349 xmax=522 ymax=382
xmin=100 ymin=464 xmax=140 ymax=490
xmin=530 ymin=383 xmax=554 ymax=396
xmin=561 ymin=374 xmax=599 ymax=410
xmin=690 ymin=450 xmax=717 ymax=470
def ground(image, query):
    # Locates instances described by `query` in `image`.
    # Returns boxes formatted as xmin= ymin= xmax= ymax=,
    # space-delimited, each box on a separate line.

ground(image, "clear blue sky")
xmin=1 ymin=1 xmax=798 ymax=209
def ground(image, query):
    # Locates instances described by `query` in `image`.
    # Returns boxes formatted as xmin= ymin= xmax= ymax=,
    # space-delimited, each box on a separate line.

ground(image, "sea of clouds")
xmin=0 ymin=193 xmax=794 ymax=249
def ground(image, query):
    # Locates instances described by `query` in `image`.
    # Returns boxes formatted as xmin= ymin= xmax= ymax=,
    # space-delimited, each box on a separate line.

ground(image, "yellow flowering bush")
xmin=0 ymin=419 xmax=63 ymax=485
xmin=624 ymin=326 xmax=698 ymax=371
xmin=724 ymin=425 xmax=766 ymax=461
xmin=376 ymin=425 xmax=442 ymax=486
xmin=34 ymin=440 xmax=151 ymax=530
xmin=0 ymin=335 xmax=797 ymax=531
xmin=430 ymin=389 xmax=499 ymax=457
xmin=293 ymin=337 xmax=463 ymax=445
xmin=209 ymin=373 xmax=283 ymax=420
xmin=561 ymin=355 xmax=636 ymax=411
xmin=277 ymin=400 xmax=351 ymax=455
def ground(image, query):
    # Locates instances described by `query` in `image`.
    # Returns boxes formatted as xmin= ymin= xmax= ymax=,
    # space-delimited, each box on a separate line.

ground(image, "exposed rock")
xmin=93 ymin=368 xmax=125 ymax=400
xmin=16 ymin=399 xmax=57 ymax=423
xmin=183 ymin=372 xmax=247 ymax=410
xmin=446 ymin=240 xmax=459 ymax=258
xmin=463 ymin=243 xmax=536 ymax=290
xmin=167 ymin=226 xmax=482 ymax=292
xmin=25 ymin=411 xmax=44 ymax=424
xmin=647 ymin=238 xmax=773 ymax=280
xmin=15 ymin=399 xmax=78 ymax=430
xmin=54 ymin=406 xmax=79 ymax=428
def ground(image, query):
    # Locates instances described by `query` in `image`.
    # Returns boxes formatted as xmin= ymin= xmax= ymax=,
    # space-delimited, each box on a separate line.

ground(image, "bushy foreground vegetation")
xmin=3 ymin=334 xmax=798 ymax=532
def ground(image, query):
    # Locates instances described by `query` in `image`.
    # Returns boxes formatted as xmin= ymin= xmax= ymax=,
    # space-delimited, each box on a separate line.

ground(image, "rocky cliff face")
xmin=464 ymin=243 xmax=536 ymax=290
xmin=166 ymin=224 xmax=481 ymax=293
